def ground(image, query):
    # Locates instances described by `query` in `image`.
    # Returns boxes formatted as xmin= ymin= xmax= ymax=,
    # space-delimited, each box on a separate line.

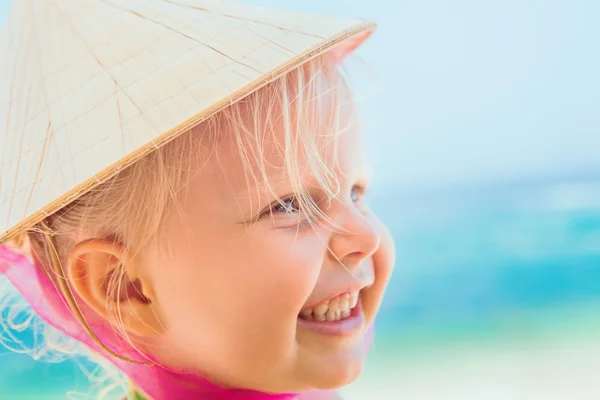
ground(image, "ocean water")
xmin=342 ymin=178 xmax=600 ymax=399
xmin=2 ymin=178 xmax=600 ymax=399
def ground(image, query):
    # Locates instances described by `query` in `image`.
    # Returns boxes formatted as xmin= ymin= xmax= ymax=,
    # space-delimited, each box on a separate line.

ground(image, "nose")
xmin=327 ymin=204 xmax=381 ymax=269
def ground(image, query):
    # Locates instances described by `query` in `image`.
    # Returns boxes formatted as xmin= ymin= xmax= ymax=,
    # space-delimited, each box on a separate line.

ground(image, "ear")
xmin=66 ymin=239 xmax=164 ymax=338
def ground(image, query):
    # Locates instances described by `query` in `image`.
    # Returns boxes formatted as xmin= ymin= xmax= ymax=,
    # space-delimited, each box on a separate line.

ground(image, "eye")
xmin=271 ymin=196 xmax=301 ymax=214
xmin=351 ymin=184 xmax=367 ymax=203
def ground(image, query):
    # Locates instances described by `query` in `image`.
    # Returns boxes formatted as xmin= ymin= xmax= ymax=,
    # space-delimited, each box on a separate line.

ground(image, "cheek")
xmin=150 ymin=228 xmax=326 ymax=371
xmin=165 ymin=229 xmax=325 ymax=324
xmin=245 ymin=229 xmax=326 ymax=304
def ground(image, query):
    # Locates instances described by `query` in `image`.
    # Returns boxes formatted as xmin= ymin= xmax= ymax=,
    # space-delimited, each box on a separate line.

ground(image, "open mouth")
xmin=298 ymin=291 xmax=360 ymax=322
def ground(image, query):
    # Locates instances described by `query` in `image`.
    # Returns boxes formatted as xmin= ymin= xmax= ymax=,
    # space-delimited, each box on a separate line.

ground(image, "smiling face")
xmin=135 ymin=65 xmax=396 ymax=394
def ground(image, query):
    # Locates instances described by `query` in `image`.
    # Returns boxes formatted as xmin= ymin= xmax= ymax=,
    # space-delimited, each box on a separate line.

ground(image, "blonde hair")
xmin=0 ymin=53 xmax=360 ymax=398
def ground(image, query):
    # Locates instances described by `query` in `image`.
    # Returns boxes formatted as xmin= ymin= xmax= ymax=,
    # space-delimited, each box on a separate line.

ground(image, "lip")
xmin=300 ymin=281 xmax=372 ymax=312
xmin=297 ymin=298 xmax=365 ymax=337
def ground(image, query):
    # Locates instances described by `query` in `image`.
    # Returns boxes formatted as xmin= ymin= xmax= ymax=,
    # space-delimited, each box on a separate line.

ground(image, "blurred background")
xmin=1 ymin=0 xmax=600 ymax=399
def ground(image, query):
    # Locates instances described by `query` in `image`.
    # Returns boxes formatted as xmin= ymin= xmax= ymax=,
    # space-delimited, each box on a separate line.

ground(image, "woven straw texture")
xmin=0 ymin=0 xmax=374 ymax=243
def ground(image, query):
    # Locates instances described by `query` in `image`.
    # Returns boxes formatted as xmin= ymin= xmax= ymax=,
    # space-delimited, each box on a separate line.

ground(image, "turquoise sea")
xmin=2 ymin=177 xmax=600 ymax=399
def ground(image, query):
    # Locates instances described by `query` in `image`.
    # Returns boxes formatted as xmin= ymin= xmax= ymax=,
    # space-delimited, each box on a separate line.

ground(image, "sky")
xmin=1 ymin=0 xmax=599 ymax=192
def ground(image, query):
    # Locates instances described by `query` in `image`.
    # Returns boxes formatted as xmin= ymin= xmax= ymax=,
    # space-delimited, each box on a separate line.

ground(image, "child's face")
xmin=144 ymin=76 xmax=395 ymax=393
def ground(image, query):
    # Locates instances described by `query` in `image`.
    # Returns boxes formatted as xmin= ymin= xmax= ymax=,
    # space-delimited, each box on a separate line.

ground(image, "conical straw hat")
xmin=0 ymin=0 xmax=374 ymax=244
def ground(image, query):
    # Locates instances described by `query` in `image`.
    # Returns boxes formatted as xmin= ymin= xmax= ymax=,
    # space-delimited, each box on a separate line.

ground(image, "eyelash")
xmin=266 ymin=184 xmax=368 ymax=216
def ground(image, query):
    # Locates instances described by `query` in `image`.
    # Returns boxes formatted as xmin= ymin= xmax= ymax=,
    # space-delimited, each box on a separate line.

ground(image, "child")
xmin=0 ymin=0 xmax=395 ymax=399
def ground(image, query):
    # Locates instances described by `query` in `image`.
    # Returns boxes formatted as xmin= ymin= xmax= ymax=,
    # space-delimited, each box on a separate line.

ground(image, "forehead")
xmin=211 ymin=74 xmax=362 ymax=195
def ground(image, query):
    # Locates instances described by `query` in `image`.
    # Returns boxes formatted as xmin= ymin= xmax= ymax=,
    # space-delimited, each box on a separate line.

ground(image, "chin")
xmin=305 ymin=356 xmax=365 ymax=391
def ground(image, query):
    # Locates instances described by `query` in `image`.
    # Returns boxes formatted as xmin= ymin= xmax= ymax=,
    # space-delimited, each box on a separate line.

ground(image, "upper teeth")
xmin=299 ymin=291 xmax=359 ymax=322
